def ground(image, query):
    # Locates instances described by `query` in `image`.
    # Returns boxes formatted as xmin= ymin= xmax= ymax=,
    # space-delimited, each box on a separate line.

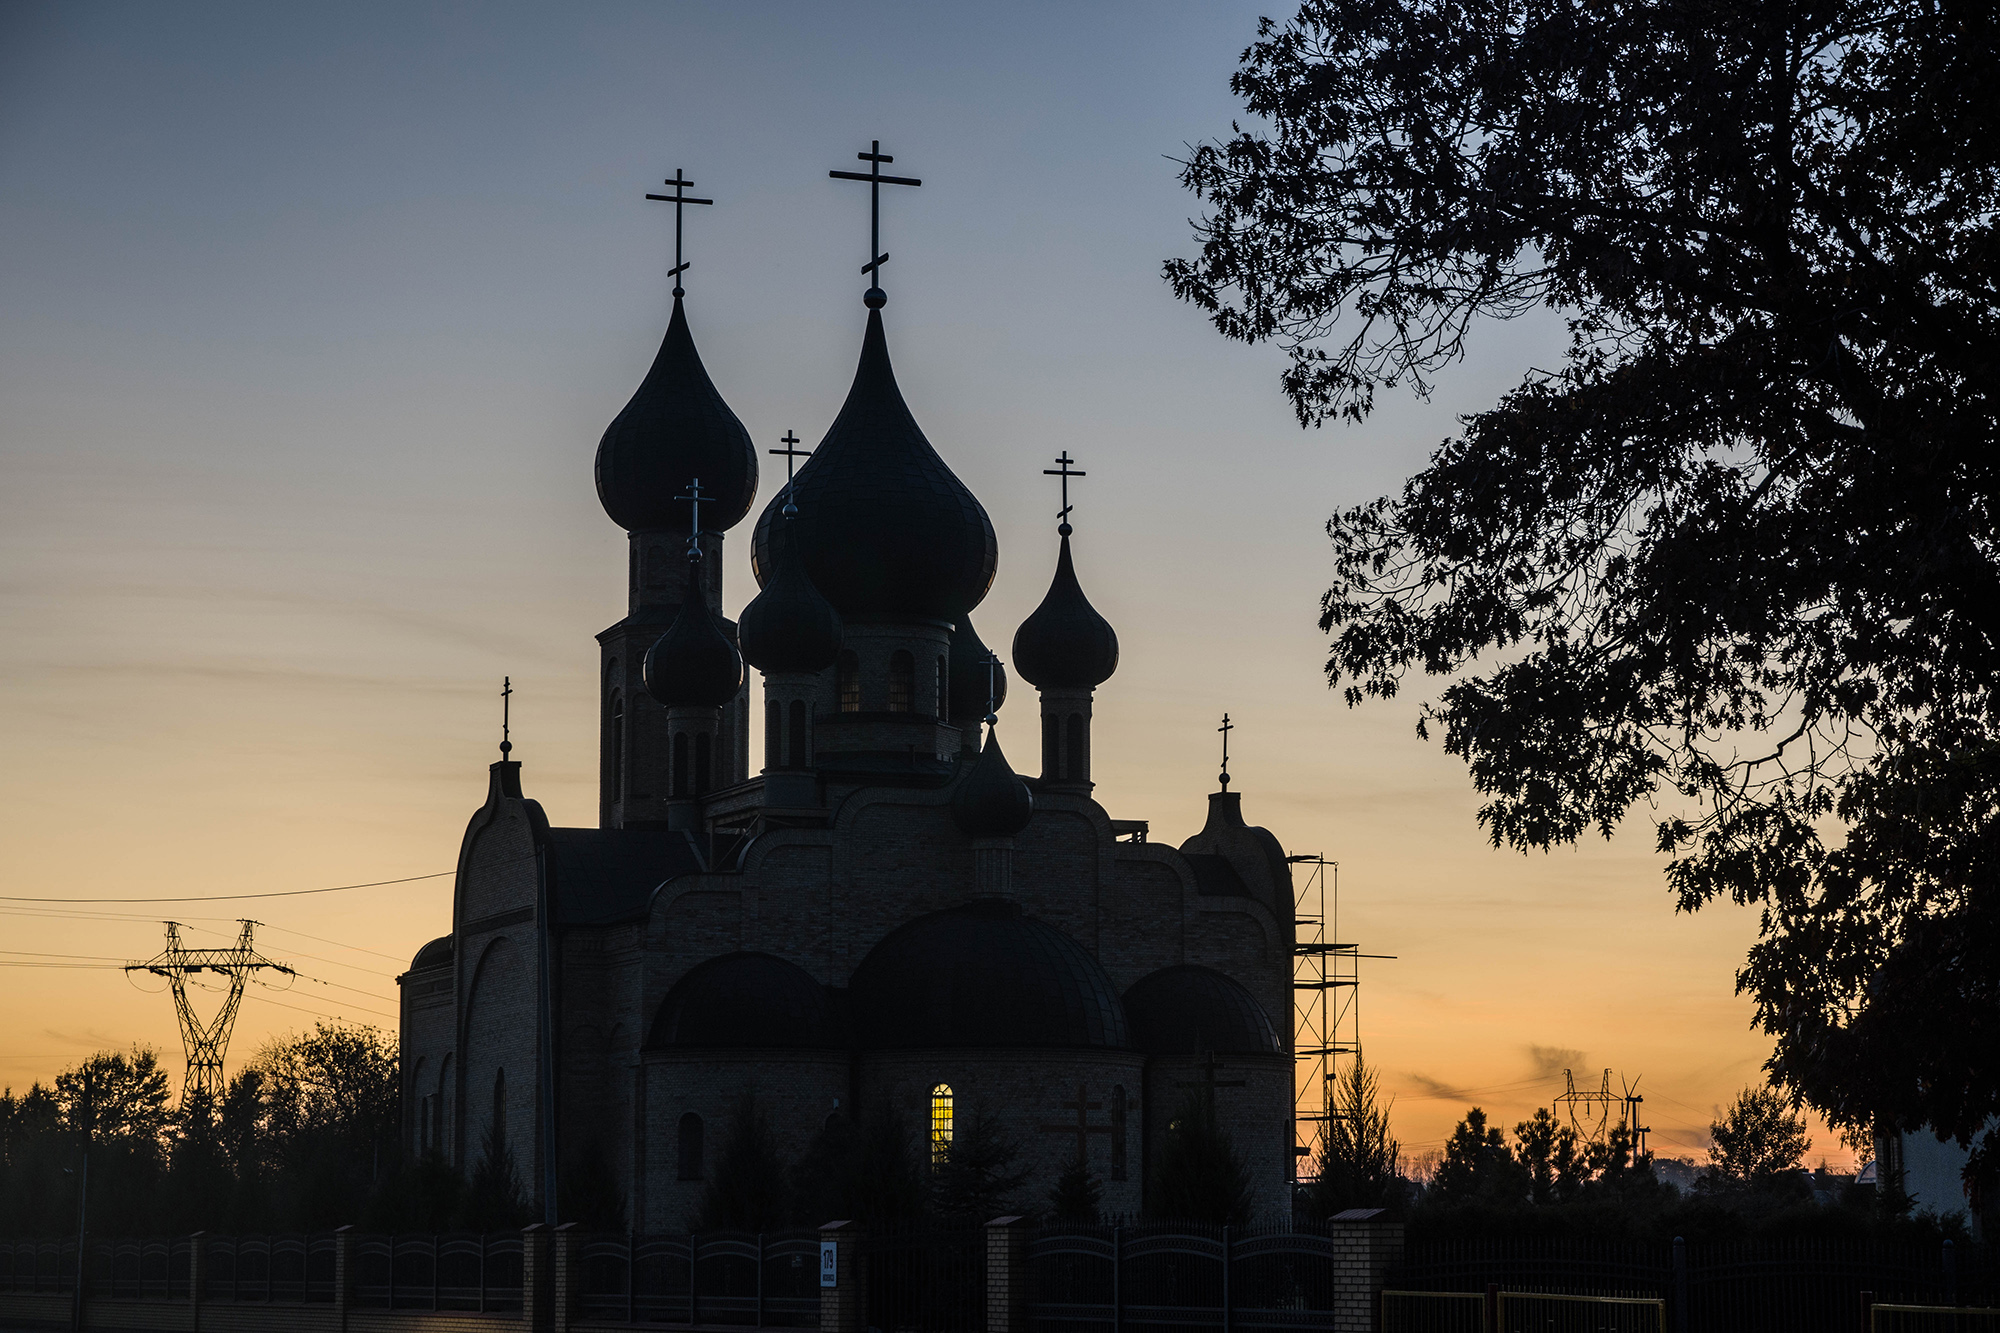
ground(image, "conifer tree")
xmin=1048 ymin=1152 xmax=1104 ymax=1225
xmin=694 ymin=1092 xmax=789 ymax=1231
xmin=1307 ymin=1056 xmax=1400 ymax=1218
xmin=1149 ymin=1091 xmax=1253 ymax=1226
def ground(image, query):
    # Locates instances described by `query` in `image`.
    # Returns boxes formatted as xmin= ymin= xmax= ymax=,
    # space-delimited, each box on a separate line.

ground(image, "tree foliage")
xmin=1708 ymin=1086 xmax=1813 ymax=1183
xmin=1048 ymin=1153 xmax=1104 ymax=1225
xmin=695 ymin=1092 xmax=789 ymax=1232
xmin=1306 ymin=1055 xmax=1402 ymax=1217
xmin=1431 ymin=1107 xmax=1529 ymax=1204
xmin=1512 ymin=1108 xmax=1587 ymax=1206
xmin=1170 ymin=0 xmax=2000 ymax=1169
xmin=1149 ymin=1092 xmax=1254 ymax=1226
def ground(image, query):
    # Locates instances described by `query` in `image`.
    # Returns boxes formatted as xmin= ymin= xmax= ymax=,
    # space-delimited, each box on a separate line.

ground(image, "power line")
xmin=0 ymin=870 xmax=457 ymax=904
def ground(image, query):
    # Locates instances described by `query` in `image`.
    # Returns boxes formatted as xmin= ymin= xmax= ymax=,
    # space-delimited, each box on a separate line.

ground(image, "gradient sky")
xmin=0 ymin=1 xmax=1839 ymax=1169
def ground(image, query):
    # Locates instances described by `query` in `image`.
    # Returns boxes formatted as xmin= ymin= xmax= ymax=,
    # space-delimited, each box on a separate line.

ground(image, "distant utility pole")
xmin=125 ymin=921 xmax=292 ymax=1103
xmin=1556 ymin=1068 xmax=1617 ymax=1146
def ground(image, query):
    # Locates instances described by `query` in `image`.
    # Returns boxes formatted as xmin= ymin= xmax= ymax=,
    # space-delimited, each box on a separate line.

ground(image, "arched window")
xmin=888 ymin=651 xmax=915 ymax=713
xmin=1066 ymin=713 xmax=1086 ymax=783
xmin=1043 ymin=712 xmax=1061 ymax=777
xmin=609 ymin=690 xmax=625 ymax=801
xmin=788 ymin=700 xmax=809 ymax=768
xmin=838 ymin=651 xmax=861 ymax=713
xmin=1111 ymin=1085 xmax=1129 ymax=1181
xmin=929 ymin=1083 xmax=954 ymax=1170
xmin=765 ymin=699 xmax=781 ymax=769
xmin=695 ymin=731 xmax=713 ymax=795
xmin=492 ymin=1067 xmax=507 ymax=1149
xmin=672 ymin=732 xmax=689 ymax=797
xmin=677 ymin=1112 xmax=705 ymax=1180
xmin=936 ymin=657 xmax=948 ymax=719
xmin=438 ymin=1054 xmax=453 ymax=1163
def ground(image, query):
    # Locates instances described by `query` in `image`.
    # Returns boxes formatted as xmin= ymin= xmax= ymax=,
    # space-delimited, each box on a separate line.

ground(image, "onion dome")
xmin=749 ymin=309 xmax=996 ymax=620
xmin=1012 ymin=533 xmax=1119 ymax=689
xmin=1123 ymin=965 xmax=1280 ymax=1056
xmin=738 ymin=515 xmax=843 ymax=674
xmin=850 ymin=900 xmax=1128 ymax=1049
xmin=647 ymin=952 xmax=841 ymax=1048
xmin=643 ymin=551 xmax=744 ymax=708
xmin=947 ymin=618 xmax=1007 ymax=727
xmin=951 ymin=728 xmax=1034 ymax=838
xmin=596 ymin=296 xmax=759 ymax=534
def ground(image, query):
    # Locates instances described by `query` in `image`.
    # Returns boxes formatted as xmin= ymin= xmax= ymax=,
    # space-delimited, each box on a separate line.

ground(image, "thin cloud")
xmin=1527 ymin=1044 xmax=1587 ymax=1080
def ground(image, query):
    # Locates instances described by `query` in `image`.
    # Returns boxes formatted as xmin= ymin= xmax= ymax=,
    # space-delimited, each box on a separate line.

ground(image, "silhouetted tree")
xmin=458 ymin=1112 xmax=528 ymax=1231
xmin=1306 ymin=1056 xmax=1401 ymax=1218
xmin=1708 ymin=1087 xmax=1812 ymax=1185
xmin=1512 ymin=1109 xmax=1587 ymax=1205
xmin=790 ymin=1108 xmax=927 ymax=1227
xmin=1431 ymin=1108 xmax=1527 ymax=1205
xmin=695 ymin=1092 xmax=789 ymax=1232
xmin=559 ymin=1134 xmax=627 ymax=1233
xmin=929 ymin=1103 xmax=1028 ymax=1227
xmin=1149 ymin=1092 xmax=1253 ymax=1226
xmin=1171 ymin=0 xmax=2000 ymax=1179
xmin=1048 ymin=1153 xmax=1103 ymax=1225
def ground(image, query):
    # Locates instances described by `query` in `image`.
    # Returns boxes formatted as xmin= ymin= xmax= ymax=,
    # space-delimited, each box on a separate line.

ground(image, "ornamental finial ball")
xmin=1058 ymin=522 xmax=1073 ymax=537
xmin=864 ymin=286 xmax=887 ymax=309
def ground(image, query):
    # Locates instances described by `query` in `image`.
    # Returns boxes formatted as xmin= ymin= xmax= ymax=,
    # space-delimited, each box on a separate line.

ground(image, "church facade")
xmin=396 ymin=262 xmax=1299 ymax=1229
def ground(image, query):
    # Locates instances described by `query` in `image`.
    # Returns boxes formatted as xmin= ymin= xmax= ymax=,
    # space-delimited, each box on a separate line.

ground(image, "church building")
xmin=397 ymin=174 xmax=1299 ymax=1227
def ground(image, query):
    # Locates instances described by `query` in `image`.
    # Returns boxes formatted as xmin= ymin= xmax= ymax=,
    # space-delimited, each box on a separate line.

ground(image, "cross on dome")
xmin=769 ymin=430 xmax=811 ymax=518
xmin=676 ymin=477 xmax=709 ymax=554
xmin=645 ymin=168 xmax=714 ymax=297
xmin=1218 ymin=713 xmax=1234 ymax=791
xmin=829 ymin=139 xmax=921 ymax=308
xmin=1044 ymin=451 xmax=1087 ymax=535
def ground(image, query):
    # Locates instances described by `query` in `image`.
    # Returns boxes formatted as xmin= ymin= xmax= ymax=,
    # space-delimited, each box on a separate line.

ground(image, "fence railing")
xmin=571 ymin=1229 xmax=820 ymax=1326
xmin=350 ymin=1232 xmax=524 ymax=1312
xmin=1028 ymin=1223 xmax=1349 ymax=1333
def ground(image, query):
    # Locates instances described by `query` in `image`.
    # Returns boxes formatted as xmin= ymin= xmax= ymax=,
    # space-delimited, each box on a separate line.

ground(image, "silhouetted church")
xmin=397 ymin=193 xmax=1297 ymax=1227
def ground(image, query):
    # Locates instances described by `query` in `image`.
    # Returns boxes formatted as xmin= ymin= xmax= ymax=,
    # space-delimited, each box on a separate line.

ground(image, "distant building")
xmin=396 ymin=277 xmax=1296 ymax=1227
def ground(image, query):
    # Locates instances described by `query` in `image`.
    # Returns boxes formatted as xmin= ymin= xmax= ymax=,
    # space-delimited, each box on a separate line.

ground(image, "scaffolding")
xmin=1289 ymin=854 xmax=1359 ymax=1181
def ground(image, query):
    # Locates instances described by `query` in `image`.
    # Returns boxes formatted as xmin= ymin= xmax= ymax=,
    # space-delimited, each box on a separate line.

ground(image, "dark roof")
xmin=643 ymin=553 xmax=744 ymax=708
xmin=1184 ymin=854 xmax=1250 ymax=897
xmin=738 ymin=515 xmax=843 ymax=674
xmin=596 ymin=296 xmax=759 ymax=534
xmin=1123 ymin=965 xmax=1280 ymax=1056
xmin=544 ymin=827 xmax=705 ymax=926
xmin=748 ymin=309 xmax=997 ymax=622
xmin=850 ymin=900 xmax=1127 ymax=1050
xmin=1012 ymin=533 xmax=1119 ymax=690
xmin=410 ymin=935 xmax=454 ymax=971
xmin=647 ymin=952 xmax=843 ymax=1049
xmin=950 ymin=728 xmax=1034 ymax=838
xmin=947 ymin=617 xmax=1007 ymax=726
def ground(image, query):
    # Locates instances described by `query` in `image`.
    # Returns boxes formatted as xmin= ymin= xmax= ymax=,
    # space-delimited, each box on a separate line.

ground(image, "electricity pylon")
xmin=126 ymin=920 xmax=292 ymax=1103
xmin=1556 ymin=1068 xmax=1617 ymax=1146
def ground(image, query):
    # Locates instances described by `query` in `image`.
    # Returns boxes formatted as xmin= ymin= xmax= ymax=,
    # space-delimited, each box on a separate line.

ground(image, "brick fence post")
xmin=817 ymin=1221 xmax=865 ymax=1333
xmin=187 ymin=1233 xmax=204 ymax=1333
xmin=1328 ymin=1218 xmax=1403 ymax=1333
xmin=984 ymin=1217 xmax=1026 ymax=1333
xmin=332 ymin=1226 xmax=354 ymax=1333
xmin=522 ymin=1225 xmax=550 ymax=1333
xmin=551 ymin=1224 xmax=579 ymax=1333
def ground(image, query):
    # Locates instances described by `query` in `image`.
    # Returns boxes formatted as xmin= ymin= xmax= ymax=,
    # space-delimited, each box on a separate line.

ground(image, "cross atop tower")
xmin=770 ymin=430 xmax=812 ymax=518
xmin=677 ymin=477 xmax=708 ymax=554
xmin=500 ymin=676 xmax=513 ymax=759
xmin=1218 ymin=713 xmax=1234 ymax=791
xmin=1043 ymin=451 xmax=1087 ymax=535
xmin=645 ymin=168 xmax=714 ymax=297
xmin=984 ymin=651 xmax=1003 ymax=728
xmin=829 ymin=140 xmax=921 ymax=307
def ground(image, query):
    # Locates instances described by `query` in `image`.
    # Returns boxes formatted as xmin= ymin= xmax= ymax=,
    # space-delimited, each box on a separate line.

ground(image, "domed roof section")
xmin=410 ymin=936 xmax=453 ymax=971
xmin=750 ymin=310 xmax=997 ymax=621
xmin=596 ymin=296 xmax=759 ymax=534
xmin=647 ymin=952 xmax=841 ymax=1049
xmin=739 ymin=515 xmax=843 ymax=674
xmin=950 ymin=728 xmax=1033 ymax=838
xmin=643 ymin=553 xmax=744 ymax=708
xmin=851 ymin=900 xmax=1127 ymax=1049
xmin=947 ymin=618 xmax=1007 ymax=728
xmin=1123 ymin=965 xmax=1280 ymax=1056
xmin=1012 ymin=534 xmax=1119 ymax=690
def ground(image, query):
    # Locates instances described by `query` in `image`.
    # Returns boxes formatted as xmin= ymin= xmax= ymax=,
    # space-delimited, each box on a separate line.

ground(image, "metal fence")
xmin=869 ymin=1225 xmax=985 ymax=1333
xmin=1028 ymin=1224 xmax=1343 ymax=1333
xmin=201 ymin=1232 xmax=338 ymax=1302
xmin=348 ymin=1232 xmax=524 ymax=1312
xmin=572 ymin=1230 xmax=820 ymax=1326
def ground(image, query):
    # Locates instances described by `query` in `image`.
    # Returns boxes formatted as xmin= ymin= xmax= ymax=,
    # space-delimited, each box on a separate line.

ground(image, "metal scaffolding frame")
xmin=1289 ymin=854 xmax=1359 ymax=1180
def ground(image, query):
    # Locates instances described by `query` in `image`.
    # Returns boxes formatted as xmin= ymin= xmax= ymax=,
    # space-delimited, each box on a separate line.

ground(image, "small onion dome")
xmin=646 ymin=951 xmax=842 ymax=1049
xmin=1123 ymin=964 xmax=1280 ymax=1056
xmin=596 ymin=296 xmax=759 ymax=534
xmin=749 ymin=309 xmax=997 ymax=620
xmin=1011 ymin=533 xmax=1119 ymax=690
xmin=849 ymin=899 xmax=1127 ymax=1049
xmin=738 ymin=516 xmax=843 ymax=674
xmin=643 ymin=552 xmax=744 ymax=708
xmin=947 ymin=617 xmax=1007 ymax=727
xmin=951 ymin=727 xmax=1033 ymax=838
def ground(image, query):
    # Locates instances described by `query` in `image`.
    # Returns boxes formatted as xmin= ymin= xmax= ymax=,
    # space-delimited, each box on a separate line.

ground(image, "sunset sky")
xmin=0 ymin=1 xmax=1841 ymax=1169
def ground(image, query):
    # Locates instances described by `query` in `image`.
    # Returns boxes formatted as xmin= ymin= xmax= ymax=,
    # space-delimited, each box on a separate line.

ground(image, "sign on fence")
xmin=820 ymin=1240 xmax=838 ymax=1289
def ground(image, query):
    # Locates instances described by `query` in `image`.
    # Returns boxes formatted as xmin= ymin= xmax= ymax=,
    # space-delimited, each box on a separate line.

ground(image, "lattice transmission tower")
xmin=126 ymin=921 xmax=292 ymax=1103
xmin=1289 ymin=855 xmax=1393 ymax=1180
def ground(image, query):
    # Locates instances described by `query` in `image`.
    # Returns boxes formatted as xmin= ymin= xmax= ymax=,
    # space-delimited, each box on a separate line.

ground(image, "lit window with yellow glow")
xmin=929 ymin=1083 xmax=954 ymax=1169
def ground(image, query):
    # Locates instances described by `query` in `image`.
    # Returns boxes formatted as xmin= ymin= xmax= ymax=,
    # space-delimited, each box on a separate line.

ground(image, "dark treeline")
xmin=3 ymin=1030 xmax=1261 ymax=1236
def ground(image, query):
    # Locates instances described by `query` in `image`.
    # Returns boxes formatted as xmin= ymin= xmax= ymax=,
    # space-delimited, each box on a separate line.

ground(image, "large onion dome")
xmin=647 ymin=951 xmax=842 ymax=1049
xmin=643 ymin=551 xmax=744 ymax=707
xmin=749 ymin=309 xmax=996 ymax=621
xmin=1012 ymin=533 xmax=1119 ymax=689
xmin=1123 ymin=965 xmax=1280 ymax=1056
xmin=951 ymin=728 xmax=1033 ymax=838
xmin=738 ymin=514 xmax=843 ymax=674
xmin=596 ymin=296 xmax=759 ymax=534
xmin=947 ymin=618 xmax=1007 ymax=728
xmin=849 ymin=900 xmax=1127 ymax=1049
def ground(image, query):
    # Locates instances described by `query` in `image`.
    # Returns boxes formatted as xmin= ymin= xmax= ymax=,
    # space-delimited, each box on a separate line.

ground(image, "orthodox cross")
xmin=1217 ymin=713 xmax=1233 ymax=791
xmin=645 ymin=168 xmax=713 ymax=296
xmin=1036 ymin=1082 xmax=1111 ymax=1164
xmin=770 ymin=430 xmax=811 ymax=517
xmin=829 ymin=140 xmax=921 ymax=294
xmin=500 ymin=676 xmax=513 ymax=758
xmin=1175 ymin=1049 xmax=1248 ymax=1117
xmin=1044 ymin=451 xmax=1086 ymax=535
xmin=984 ymin=652 xmax=1002 ymax=727
xmin=677 ymin=477 xmax=708 ymax=554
